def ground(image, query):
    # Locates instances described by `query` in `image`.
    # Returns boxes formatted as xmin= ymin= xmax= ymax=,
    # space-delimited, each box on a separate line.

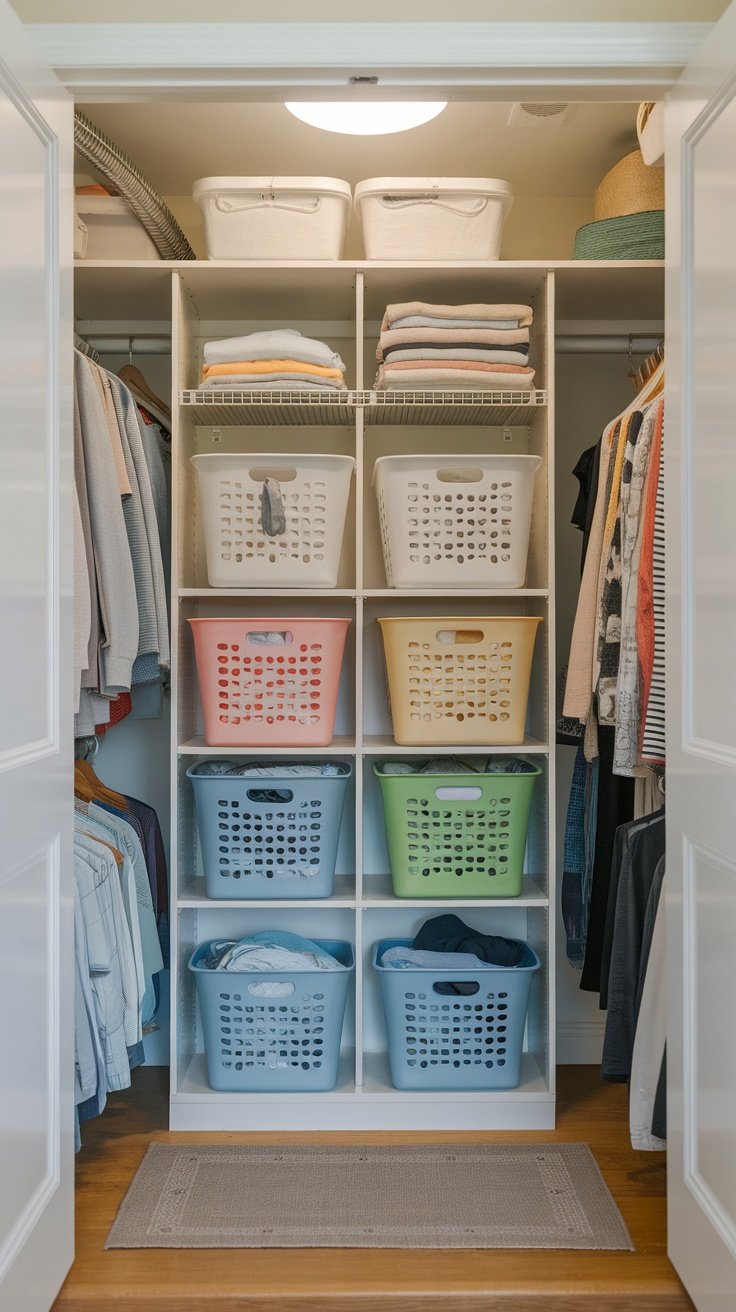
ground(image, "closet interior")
xmin=72 ymin=97 xmax=665 ymax=1133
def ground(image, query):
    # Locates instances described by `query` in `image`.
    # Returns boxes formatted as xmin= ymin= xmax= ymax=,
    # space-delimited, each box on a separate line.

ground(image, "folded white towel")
xmin=204 ymin=329 xmax=345 ymax=371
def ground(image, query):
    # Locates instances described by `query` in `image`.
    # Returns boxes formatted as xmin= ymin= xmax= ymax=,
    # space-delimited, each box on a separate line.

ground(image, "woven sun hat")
xmin=594 ymin=148 xmax=664 ymax=222
xmin=573 ymin=209 xmax=664 ymax=261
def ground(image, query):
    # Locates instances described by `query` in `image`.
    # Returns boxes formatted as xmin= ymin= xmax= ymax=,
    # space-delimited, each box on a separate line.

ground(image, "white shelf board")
xmin=178 ymin=873 xmax=356 ymax=909
xmin=361 ymin=1051 xmax=550 ymax=1100
xmin=363 ymin=588 xmax=549 ymax=599
xmin=179 ymin=736 xmax=357 ymax=756
xmin=179 ymin=588 xmax=358 ymax=599
xmin=361 ymin=872 xmax=548 ymax=908
xmin=363 ymin=736 xmax=548 ymax=756
xmin=170 ymin=1051 xmax=554 ymax=1129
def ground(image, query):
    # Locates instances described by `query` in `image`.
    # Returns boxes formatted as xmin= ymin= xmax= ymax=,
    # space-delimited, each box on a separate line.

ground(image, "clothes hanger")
xmin=628 ymin=337 xmax=664 ymax=394
xmin=118 ymin=337 xmax=171 ymax=421
xmin=74 ymin=759 xmax=128 ymax=810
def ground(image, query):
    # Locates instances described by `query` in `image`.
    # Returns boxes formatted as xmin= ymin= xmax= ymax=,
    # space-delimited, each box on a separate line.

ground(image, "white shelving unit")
xmin=73 ymin=257 xmax=665 ymax=1133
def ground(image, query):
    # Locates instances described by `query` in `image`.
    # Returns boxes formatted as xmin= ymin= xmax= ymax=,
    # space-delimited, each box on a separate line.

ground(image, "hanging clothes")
xmin=72 ymin=757 xmax=168 ymax=1149
xmin=73 ymin=349 xmax=170 ymax=733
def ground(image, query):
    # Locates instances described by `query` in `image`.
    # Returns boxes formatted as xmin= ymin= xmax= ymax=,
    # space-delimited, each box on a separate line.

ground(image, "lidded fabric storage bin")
xmin=374 ymin=759 xmax=541 ymax=898
xmin=193 ymin=176 xmax=352 ymax=260
xmin=189 ymin=617 xmax=350 ymax=748
xmin=187 ymin=760 xmax=351 ymax=900
xmin=373 ymin=938 xmax=539 ymax=1090
xmin=373 ymin=454 xmax=542 ymax=589
xmin=191 ymin=454 xmax=355 ymax=588
xmin=190 ymin=938 xmax=354 ymax=1092
xmin=378 ymin=615 xmax=542 ymax=746
xmin=354 ymin=177 xmax=513 ymax=260
xmin=74 ymin=195 xmax=162 ymax=260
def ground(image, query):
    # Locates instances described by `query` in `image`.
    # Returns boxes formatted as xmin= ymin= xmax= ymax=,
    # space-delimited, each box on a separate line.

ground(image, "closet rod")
xmin=77 ymin=335 xmax=172 ymax=355
xmin=555 ymin=335 xmax=662 ymax=355
xmin=80 ymin=334 xmax=660 ymax=357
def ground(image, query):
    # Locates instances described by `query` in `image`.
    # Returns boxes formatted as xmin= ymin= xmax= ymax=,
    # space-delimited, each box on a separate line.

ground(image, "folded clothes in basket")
xmin=192 ymin=761 xmax=345 ymax=778
xmin=199 ymin=930 xmax=344 ymax=973
xmin=380 ymin=913 xmax=528 ymax=995
xmin=377 ymin=757 xmax=537 ymax=776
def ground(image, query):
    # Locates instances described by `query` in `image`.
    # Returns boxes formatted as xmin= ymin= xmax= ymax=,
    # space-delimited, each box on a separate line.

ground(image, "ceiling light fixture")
xmin=285 ymin=101 xmax=447 ymax=137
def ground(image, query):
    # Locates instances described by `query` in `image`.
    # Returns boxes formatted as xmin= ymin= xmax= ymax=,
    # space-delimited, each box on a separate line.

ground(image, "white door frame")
xmin=26 ymin=20 xmax=712 ymax=102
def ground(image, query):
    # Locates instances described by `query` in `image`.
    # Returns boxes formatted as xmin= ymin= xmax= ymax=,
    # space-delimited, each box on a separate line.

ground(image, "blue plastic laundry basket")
xmin=373 ymin=937 xmax=540 ymax=1091
xmin=186 ymin=761 xmax=351 ymax=899
xmin=189 ymin=938 xmax=354 ymax=1092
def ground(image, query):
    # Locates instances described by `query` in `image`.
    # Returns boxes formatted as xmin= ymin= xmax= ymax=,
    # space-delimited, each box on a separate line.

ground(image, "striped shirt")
xmin=641 ymin=417 xmax=666 ymax=764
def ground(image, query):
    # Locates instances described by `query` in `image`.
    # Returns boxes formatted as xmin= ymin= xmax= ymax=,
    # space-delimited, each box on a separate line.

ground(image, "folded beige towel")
xmin=381 ymin=301 xmax=534 ymax=332
xmin=375 ymin=364 xmax=536 ymax=390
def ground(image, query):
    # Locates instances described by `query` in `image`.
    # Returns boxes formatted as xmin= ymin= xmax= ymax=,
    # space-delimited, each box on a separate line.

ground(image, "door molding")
xmin=27 ymin=21 xmax=712 ymax=100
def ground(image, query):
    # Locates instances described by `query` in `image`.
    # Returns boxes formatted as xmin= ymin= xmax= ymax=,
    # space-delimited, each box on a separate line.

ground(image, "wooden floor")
xmin=53 ymin=1066 xmax=693 ymax=1312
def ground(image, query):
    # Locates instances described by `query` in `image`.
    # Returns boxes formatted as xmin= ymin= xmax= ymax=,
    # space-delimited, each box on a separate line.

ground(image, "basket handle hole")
xmin=432 ymin=981 xmax=480 ymax=996
xmin=246 ymin=788 xmax=294 ymax=803
xmin=436 ymin=629 xmax=484 ymax=645
xmin=436 ymin=467 xmax=484 ymax=483
xmin=434 ymin=786 xmax=483 ymax=802
xmin=247 ymin=981 xmax=296 ymax=998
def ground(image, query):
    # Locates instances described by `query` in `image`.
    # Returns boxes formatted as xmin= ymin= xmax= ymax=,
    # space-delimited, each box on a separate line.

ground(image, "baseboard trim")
xmin=556 ymin=1021 xmax=606 ymax=1065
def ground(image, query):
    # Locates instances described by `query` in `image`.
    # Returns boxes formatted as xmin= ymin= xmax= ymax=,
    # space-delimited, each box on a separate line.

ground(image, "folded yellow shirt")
xmin=202 ymin=359 xmax=343 ymax=381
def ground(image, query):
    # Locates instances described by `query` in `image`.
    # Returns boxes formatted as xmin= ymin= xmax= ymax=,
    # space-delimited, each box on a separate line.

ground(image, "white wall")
xmin=554 ymin=352 xmax=640 ymax=1062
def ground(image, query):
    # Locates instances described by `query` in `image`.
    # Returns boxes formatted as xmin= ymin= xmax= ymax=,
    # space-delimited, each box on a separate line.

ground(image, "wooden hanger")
xmin=74 ymin=759 xmax=128 ymax=810
xmin=628 ymin=339 xmax=664 ymax=394
xmin=118 ymin=363 xmax=171 ymax=421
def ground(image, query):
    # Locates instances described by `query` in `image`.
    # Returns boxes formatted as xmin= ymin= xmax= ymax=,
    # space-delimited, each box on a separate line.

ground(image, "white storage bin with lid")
xmin=74 ymin=195 xmax=162 ymax=260
xmin=373 ymin=454 xmax=542 ymax=589
xmin=192 ymin=453 xmax=355 ymax=588
xmin=355 ymin=177 xmax=513 ymax=260
xmin=193 ymin=176 xmax=352 ymax=260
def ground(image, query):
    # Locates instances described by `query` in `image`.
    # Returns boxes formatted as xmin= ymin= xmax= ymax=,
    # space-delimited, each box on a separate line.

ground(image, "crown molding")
xmin=25 ymin=21 xmax=712 ymax=100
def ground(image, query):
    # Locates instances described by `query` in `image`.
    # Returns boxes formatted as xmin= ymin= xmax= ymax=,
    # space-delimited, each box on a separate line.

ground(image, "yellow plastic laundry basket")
xmin=378 ymin=615 xmax=542 ymax=746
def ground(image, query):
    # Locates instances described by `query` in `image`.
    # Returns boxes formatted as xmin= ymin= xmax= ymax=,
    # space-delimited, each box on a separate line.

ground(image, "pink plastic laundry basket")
xmin=189 ymin=617 xmax=350 ymax=747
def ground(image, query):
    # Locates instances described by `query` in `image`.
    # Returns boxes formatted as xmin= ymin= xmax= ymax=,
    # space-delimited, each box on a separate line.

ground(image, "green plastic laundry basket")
xmin=374 ymin=760 xmax=541 ymax=898
xmin=573 ymin=209 xmax=664 ymax=260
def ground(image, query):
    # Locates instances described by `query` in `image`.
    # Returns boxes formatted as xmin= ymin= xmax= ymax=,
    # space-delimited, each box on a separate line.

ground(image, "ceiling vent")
xmin=507 ymin=103 xmax=571 ymax=128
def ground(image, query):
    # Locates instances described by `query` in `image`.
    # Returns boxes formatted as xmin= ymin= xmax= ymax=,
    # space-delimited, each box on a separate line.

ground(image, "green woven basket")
xmin=573 ymin=209 xmax=664 ymax=260
xmin=375 ymin=760 xmax=541 ymax=899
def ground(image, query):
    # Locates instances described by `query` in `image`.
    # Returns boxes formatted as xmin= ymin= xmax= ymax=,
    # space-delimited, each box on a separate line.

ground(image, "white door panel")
xmin=0 ymin=3 xmax=73 ymax=1310
xmin=667 ymin=2 xmax=736 ymax=1307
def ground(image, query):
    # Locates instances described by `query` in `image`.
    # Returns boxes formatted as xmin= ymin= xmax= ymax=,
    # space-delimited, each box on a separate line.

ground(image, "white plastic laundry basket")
xmin=192 ymin=453 xmax=355 ymax=588
xmin=354 ymin=177 xmax=513 ymax=260
xmin=193 ymin=176 xmax=352 ymax=260
xmin=374 ymin=454 xmax=542 ymax=589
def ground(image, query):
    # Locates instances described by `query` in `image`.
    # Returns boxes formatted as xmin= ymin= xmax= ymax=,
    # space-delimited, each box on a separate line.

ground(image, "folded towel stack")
xmin=201 ymin=328 xmax=348 ymax=392
xmin=374 ymin=300 xmax=535 ymax=391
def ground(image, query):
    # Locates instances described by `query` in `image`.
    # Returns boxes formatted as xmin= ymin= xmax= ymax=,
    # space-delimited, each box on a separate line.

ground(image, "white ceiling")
xmin=81 ymin=101 xmax=642 ymax=200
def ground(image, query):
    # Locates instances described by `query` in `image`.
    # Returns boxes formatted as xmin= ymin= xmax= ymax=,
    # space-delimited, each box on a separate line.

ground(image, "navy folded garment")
xmin=413 ymin=913 xmax=527 ymax=968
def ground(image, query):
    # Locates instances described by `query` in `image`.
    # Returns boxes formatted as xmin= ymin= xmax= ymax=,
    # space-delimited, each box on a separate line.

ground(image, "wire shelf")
xmin=362 ymin=389 xmax=548 ymax=427
xmin=180 ymin=388 xmax=548 ymax=427
xmin=179 ymin=389 xmax=355 ymax=427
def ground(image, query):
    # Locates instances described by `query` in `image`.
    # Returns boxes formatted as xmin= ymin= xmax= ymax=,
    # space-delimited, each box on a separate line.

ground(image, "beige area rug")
xmin=106 ymin=1142 xmax=633 ymax=1250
